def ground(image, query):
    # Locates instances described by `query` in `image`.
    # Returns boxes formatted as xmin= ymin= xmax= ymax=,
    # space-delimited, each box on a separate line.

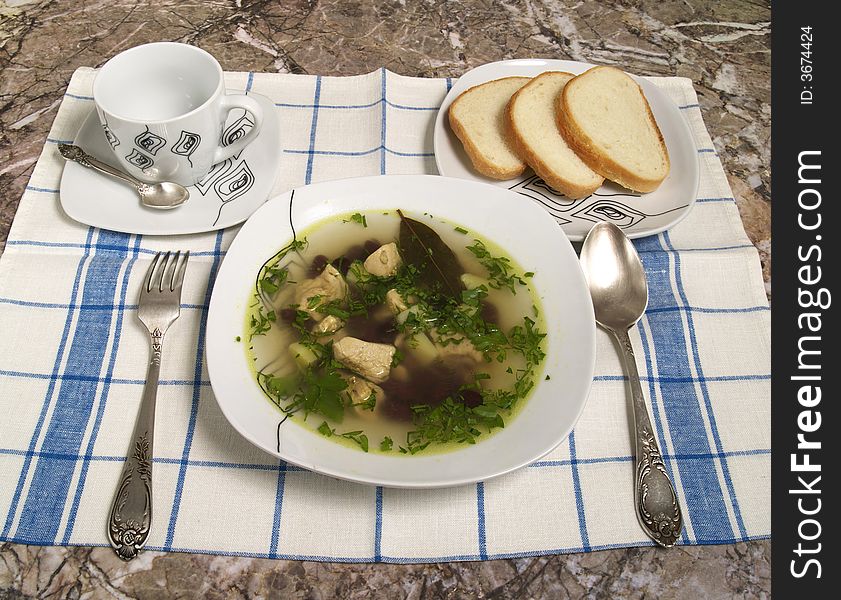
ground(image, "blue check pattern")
xmin=0 ymin=67 xmax=770 ymax=561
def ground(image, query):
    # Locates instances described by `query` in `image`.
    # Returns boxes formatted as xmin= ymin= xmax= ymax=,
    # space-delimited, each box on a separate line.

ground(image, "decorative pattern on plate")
xmin=509 ymin=175 xmax=690 ymax=232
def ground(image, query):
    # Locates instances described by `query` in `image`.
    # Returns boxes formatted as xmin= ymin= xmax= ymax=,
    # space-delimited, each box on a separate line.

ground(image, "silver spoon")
xmin=58 ymin=143 xmax=189 ymax=209
xmin=580 ymin=222 xmax=683 ymax=548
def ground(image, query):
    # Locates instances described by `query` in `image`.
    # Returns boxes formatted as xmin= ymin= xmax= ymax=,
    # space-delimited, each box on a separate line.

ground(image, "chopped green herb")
xmin=454 ymin=226 xmax=469 ymax=234
xmin=345 ymin=212 xmax=368 ymax=227
xmin=249 ymin=308 xmax=276 ymax=338
xmin=353 ymin=392 xmax=377 ymax=412
xmin=466 ymin=239 xmax=529 ymax=293
xmin=340 ymin=430 xmax=369 ymax=452
xmin=380 ymin=436 xmax=394 ymax=451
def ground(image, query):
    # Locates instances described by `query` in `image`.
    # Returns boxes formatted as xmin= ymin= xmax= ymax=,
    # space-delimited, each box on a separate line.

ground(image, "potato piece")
xmin=396 ymin=305 xmax=421 ymax=325
xmin=460 ymin=273 xmax=490 ymax=290
xmin=404 ymin=332 xmax=439 ymax=366
xmin=289 ymin=342 xmax=318 ymax=370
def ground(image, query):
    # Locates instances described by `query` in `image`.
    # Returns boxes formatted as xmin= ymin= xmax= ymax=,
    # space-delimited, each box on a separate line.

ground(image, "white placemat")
xmin=0 ymin=67 xmax=770 ymax=561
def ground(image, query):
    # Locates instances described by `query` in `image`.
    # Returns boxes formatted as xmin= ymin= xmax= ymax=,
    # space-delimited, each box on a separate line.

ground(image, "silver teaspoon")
xmin=58 ymin=143 xmax=189 ymax=209
xmin=580 ymin=222 xmax=683 ymax=548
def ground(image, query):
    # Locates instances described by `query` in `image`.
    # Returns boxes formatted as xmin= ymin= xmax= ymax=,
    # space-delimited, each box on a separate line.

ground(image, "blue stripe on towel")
xmin=380 ymin=68 xmax=387 ymax=174
xmin=638 ymin=237 xmax=735 ymax=541
xmin=268 ymin=459 xmax=287 ymax=558
xmin=1 ymin=228 xmax=96 ymax=540
xmin=14 ymin=230 xmax=131 ymax=543
xmin=374 ymin=486 xmax=384 ymax=561
xmin=304 ymin=76 xmax=322 ymax=185
xmin=0 ymin=446 xmax=770 ymax=471
xmin=284 ymin=147 xmax=434 ymax=158
xmin=568 ymin=431 xmax=590 ymax=550
xmin=662 ymin=231 xmax=748 ymax=539
xmin=476 ymin=482 xmax=488 ymax=560
xmin=60 ymin=235 xmax=142 ymax=544
xmin=638 ymin=321 xmax=689 ymax=544
xmin=274 ymin=99 xmax=439 ymax=111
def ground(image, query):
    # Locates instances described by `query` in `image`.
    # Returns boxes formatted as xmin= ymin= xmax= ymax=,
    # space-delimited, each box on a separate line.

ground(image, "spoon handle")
xmin=612 ymin=327 xmax=683 ymax=547
xmin=58 ymin=144 xmax=144 ymax=189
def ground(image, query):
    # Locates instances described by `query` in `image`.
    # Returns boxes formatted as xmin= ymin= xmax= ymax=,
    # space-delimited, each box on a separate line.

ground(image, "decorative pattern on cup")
xmin=134 ymin=128 xmax=167 ymax=156
xmin=125 ymin=149 xmax=154 ymax=170
xmin=171 ymin=130 xmax=202 ymax=167
xmin=102 ymin=118 xmax=121 ymax=150
xmin=221 ymin=112 xmax=255 ymax=160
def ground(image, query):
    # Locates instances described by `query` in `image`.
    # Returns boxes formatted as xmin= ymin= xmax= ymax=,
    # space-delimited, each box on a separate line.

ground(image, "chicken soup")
xmin=245 ymin=209 xmax=547 ymax=454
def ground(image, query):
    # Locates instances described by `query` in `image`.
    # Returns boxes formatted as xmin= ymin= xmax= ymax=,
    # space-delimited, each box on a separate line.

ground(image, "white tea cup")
xmin=93 ymin=42 xmax=264 ymax=187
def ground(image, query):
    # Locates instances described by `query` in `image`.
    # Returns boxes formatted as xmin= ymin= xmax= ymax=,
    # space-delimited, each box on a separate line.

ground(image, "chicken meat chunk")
xmin=332 ymin=336 xmax=396 ymax=383
xmin=294 ymin=263 xmax=348 ymax=322
xmin=363 ymin=242 xmax=402 ymax=277
xmin=342 ymin=374 xmax=386 ymax=420
xmin=312 ymin=314 xmax=344 ymax=335
xmin=385 ymin=288 xmax=408 ymax=315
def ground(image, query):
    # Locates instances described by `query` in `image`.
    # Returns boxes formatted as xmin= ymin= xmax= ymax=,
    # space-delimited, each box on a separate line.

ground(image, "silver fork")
xmin=108 ymin=251 xmax=189 ymax=560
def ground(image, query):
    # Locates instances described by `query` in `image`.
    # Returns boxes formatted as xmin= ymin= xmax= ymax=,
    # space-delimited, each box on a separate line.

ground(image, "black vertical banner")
xmin=771 ymin=1 xmax=836 ymax=595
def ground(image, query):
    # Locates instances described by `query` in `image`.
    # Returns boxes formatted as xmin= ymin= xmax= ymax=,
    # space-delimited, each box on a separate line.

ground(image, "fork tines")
xmin=146 ymin=251 xmax=190 ymax=293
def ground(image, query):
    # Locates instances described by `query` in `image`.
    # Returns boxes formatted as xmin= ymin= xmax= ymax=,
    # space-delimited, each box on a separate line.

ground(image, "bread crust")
xmin=448 ymin=77 xmax=530 ymax=180
xmin=506 ymin=71 xmax=603 ymax=199
xmin=556 ymin=66 xmax=670 ymax=193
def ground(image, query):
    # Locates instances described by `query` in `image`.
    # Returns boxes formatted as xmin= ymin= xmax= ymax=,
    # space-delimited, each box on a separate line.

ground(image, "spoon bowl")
xmin=58 ymin=144 xmax=189 ymax=209
xmin=580 ymin=221 xmax=683 ymax=548
xmin=137 ymin=181 xmax=191 ymax=209
xmin=579 ymin=222 xmax=648 ymax=330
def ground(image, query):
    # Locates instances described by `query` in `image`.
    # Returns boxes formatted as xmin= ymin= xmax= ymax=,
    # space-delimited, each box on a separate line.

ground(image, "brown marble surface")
xmin=0 ymin=0 xmax=771 ymax=598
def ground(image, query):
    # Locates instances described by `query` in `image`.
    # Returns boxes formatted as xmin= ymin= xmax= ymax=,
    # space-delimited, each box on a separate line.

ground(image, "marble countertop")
xmin=0 ymin=0 xmax=770 ymax=597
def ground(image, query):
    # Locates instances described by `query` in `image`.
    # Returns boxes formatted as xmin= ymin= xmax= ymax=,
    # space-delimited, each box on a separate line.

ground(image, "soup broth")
xmin=245 ymin=210 xmax=546 ymax=454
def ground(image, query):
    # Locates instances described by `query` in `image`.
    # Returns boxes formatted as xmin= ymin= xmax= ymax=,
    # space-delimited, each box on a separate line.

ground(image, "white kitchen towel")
xmin=0 ymin=67 xmax=770 ymax=561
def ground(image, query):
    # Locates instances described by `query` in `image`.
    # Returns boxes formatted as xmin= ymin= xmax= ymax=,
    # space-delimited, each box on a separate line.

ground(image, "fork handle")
xmin=107 ymin=330 xmax=163 ymax=560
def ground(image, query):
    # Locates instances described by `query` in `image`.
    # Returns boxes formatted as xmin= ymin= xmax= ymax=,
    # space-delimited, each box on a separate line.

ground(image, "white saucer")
xmin=59 ymin=92 xmax=280 ymax=236
xmin=433 ymin=59 xmax=700 ymax=241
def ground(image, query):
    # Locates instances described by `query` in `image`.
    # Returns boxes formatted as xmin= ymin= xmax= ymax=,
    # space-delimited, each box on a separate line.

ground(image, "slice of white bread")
xmin=448 ymin=77 xmax=530 ymax=179
xmin=506 ymin=72 xmax=604 ymax=199
xmin=557 ymin=66 xmax=670 ymax=193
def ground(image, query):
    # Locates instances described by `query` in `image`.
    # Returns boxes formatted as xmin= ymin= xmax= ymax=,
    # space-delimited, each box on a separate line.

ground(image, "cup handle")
xmin=212 ymin=94 xmax=264 ymax=164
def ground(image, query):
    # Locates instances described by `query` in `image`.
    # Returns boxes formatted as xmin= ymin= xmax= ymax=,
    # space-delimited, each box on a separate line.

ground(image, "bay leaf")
xmin=398 ymin=210 xmax=464 ymax=302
